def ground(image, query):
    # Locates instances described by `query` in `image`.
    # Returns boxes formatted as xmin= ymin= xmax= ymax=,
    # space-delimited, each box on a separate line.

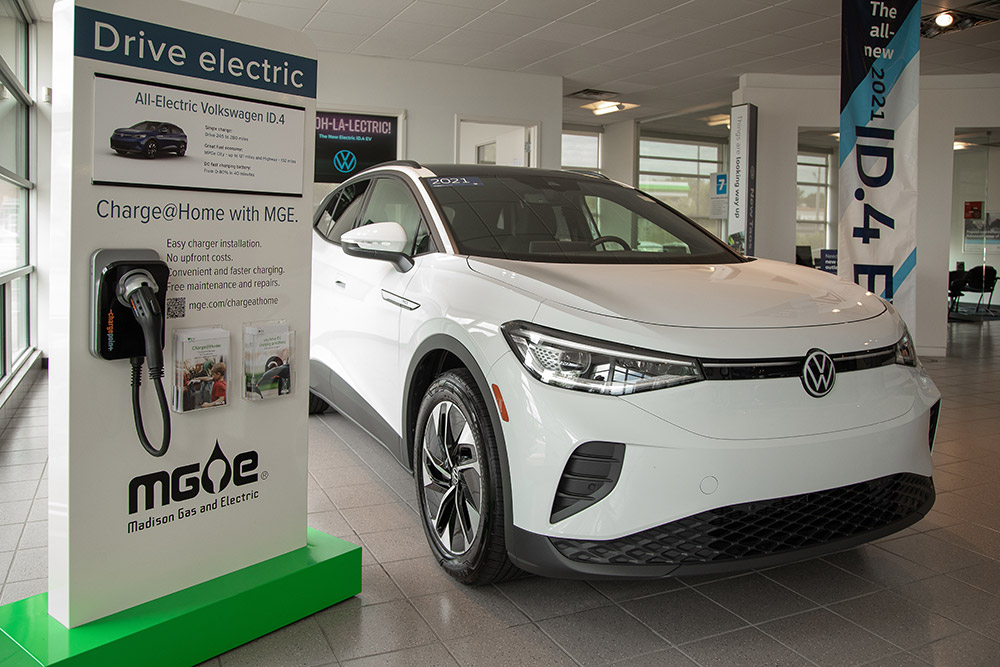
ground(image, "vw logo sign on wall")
xmin=333 ymin=150 xmax=357 ymax=174
xmin=801 ymin=349 xmax=836 ymax=398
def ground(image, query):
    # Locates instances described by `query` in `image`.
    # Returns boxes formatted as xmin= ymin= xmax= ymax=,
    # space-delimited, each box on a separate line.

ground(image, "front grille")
xmin=550 ymin=473 xmax=933 ymax=566
xmin=701 ymin=344 xmax=896 ymax=381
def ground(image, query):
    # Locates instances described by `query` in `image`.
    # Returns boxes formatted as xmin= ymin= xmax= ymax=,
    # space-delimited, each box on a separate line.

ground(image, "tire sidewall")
xmin=414 ymin=370 xmax=498 ymax=582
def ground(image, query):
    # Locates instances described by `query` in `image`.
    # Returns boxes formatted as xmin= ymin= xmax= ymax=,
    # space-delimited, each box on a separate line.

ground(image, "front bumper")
xmin=488 ymin=352 xmax=940 ymax=577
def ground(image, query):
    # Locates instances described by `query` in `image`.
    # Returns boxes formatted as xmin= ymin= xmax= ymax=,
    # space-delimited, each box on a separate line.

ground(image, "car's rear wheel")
xmin=308 ymin=391 xmax=330 ymax=414
xmin=144 ymin=140 xmax=158 ymax=159
xmin=414 ymin=369 xmax=518 ymax=584
xmin=176 ymin=142 xmax=187 ymax=156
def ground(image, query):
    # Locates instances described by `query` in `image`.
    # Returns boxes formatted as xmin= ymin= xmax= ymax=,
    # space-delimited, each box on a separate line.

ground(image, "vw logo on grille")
xmin=801 ymin=349 xmax=836 ymax=398
xmin=333 ymin=150 xmax=357 ymax=173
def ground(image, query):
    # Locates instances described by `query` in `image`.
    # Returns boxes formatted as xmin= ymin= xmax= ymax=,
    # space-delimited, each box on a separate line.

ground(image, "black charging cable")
xmin=119 ymin=271 xmax=171 ymax=457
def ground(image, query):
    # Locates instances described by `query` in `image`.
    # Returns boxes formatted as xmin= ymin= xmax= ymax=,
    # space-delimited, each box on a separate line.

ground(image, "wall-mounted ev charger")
xmin=90 ymin=249 xmax=172 ymax=457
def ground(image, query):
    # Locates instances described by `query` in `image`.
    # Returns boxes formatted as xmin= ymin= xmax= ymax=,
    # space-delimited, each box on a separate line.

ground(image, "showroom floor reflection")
xmin=1 ymin=320 xmax=998 ymax=666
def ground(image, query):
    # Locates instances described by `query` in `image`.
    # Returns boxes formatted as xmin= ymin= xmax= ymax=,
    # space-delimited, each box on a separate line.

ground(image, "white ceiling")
xmin=27 ymin=0 xmax=1000 ymax=136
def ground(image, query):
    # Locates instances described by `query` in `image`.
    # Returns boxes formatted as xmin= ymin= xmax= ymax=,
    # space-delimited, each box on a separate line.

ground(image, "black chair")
xmin=948 ymin=270 xmax=968 ymax=313
xmin=964 ymin=265 xmax=997 ymax=313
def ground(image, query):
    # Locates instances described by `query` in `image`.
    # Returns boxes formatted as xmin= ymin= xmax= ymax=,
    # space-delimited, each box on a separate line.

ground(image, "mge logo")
xmin=128 ymin=441 xmax=258 ymax=514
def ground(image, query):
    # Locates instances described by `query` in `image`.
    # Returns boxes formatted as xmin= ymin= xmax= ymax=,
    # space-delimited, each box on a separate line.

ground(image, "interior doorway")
xmin=458 ymin=120 xmax=537 ymax=167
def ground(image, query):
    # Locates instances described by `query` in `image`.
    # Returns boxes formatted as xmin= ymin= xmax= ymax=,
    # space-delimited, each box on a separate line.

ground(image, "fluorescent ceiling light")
xmin=954 ymin=141 xmax=973 ymax=150
xmin=935 ymin=12 xmax=954 ymax=27
xmin=704 ymin=114 xmax=730 ymax=127
xmin=582 ymin=100 xmax=639 ymax=116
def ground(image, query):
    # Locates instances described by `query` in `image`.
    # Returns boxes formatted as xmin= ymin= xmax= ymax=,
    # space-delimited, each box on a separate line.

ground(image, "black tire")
xmin=308 ymin=391 xmax=330 ymax=415
xmin=144 ymin=140 xmax=158 ymax=159
xmin=176 ymin=142 xmax=186 ymax=156
xmin=414 ymin=368 xmax=518 ymax=585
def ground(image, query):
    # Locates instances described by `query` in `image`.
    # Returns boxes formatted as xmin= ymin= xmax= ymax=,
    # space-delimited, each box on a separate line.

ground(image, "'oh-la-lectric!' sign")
xmin=838 ymin=0 xmax=920 ymax=327
xmin=315 ymin=111 xmax=399 ymax=183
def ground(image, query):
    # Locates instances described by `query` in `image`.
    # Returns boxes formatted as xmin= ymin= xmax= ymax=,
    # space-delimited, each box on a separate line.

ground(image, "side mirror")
xmin=341 ymin=222 xmax=413 ymax=272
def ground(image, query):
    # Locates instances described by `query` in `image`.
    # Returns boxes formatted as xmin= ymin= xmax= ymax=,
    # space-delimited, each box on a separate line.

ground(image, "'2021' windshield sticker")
xmin=426 ymin=177 xmax=484 ymax=188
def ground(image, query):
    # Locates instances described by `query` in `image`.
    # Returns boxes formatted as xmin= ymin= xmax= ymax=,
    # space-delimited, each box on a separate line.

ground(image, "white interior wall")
xmin=734 ymin=73 xmax=1000 ymax=357
xmin=315 ymin=51 xmax=561 ymax=170
xmin=601 ymin=119 xmax=637 ymax=186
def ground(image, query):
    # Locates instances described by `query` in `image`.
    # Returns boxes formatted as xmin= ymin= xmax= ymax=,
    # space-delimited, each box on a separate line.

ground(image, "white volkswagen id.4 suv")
xmin=309 ymin=162 xmax=940 ymax=584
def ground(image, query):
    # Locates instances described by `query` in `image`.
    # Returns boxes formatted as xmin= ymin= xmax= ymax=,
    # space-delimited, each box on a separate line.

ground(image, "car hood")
xmin=466 ymin=257 xmax=885 ymax=328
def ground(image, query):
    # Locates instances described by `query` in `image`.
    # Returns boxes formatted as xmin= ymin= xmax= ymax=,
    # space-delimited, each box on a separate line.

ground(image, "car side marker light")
xmin=491 ymin=384 xmax=509 ymax=422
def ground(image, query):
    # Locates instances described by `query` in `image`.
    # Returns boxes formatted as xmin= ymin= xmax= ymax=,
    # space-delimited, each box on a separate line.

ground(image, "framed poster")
xmin=315 ymin=110 xmax=402 ymax=183
xmin=964 ymin=211 xmax=1000 ymax=253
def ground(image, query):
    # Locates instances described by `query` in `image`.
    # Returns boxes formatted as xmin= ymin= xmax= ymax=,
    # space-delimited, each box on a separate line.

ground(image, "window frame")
xmin=637 ymin=137 xmax=724 ymax=237
xmin=0 ymin=0 xmax=34 ymax=391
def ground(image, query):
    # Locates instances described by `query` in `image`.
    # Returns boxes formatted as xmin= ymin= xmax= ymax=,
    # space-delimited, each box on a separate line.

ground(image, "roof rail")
xmin=373 ymin=160 xmax=423 ymax=169
xmin=564 ymin=169 xmax=610 ymax=180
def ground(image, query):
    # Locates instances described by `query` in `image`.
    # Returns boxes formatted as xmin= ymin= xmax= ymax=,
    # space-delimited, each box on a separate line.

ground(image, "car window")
xmin=362 ymin=178 xmax=432 ymax=256
xmin=424 ymin=173 xmax=742 ymax=265
xmin=318 ymin=179 xmax=371 ymax=243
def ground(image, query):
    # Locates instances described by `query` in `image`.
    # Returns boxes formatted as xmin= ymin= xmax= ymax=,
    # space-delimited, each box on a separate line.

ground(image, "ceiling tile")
xmin=787 ymin=42 xmax=840 ymax=63
xmin=734 ymin=33 xmax=817 ymax=57
xmin=305 ymin=30 xmax=367 ymax=53
xmin=432 ymin=0 xmax=506 ymax=8
xmin=563 ymin=0 xmax=671 ymax=30
xmin=373 ymin=20 xmax=457 ymax=43
xmin=235 ymin=2 xmax=315 ymax=30
xmin=777 ymin=16 xmax=841 ymax=43
xmin=237 ymin=0 xmax=325 ymax=10
xmin=584 ymin=30 xmax=672 ymax=53
xmin=395 ymin=1 xmax=489 ymax=28
xmin=414 ymin=43 xmax=485 ymax=65
xmin=624 ymin=14 xmax=716 ymax=39
xmin=307 ymin=11 xmax=388 ymax=35
xmin=320 ymin=0 xmax=413 ymax=19
xmin=464 ymin=11 xmax=549 ymax=36
xmin=353 ymin=37 xmax=429 ymax=59
xmin=525 ymin=21 xmax=612 ymax=45
xmin=496 ymin=37 xmax=573 ymax=60
xmin=436 ymin=29 xmax=519 ymax=51
xmin=726 ymin=6 xmax=830 ymax=33
xmin=186 ymin=0 xmax=240 ymax=12
xmin=665 ymin=0 xmax=768 ymax=24
xmin=779 ymin=0 xmax=841 ymax=17
xmin=467 ymin=50 xmax=545 ymax=69
xmin=523 ymin=45 xmax=633 ymax=76
xmin=564 ymin=64 xmax=643 ymax=87
xmin=494 ymin=0 xmax=595 ymax=21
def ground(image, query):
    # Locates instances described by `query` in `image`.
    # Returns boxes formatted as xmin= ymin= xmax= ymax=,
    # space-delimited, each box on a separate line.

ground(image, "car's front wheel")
xmin=414 ymin=369 xmax=518 ymax=585
xmin=144 ymin=140 xmax=158 ymax=159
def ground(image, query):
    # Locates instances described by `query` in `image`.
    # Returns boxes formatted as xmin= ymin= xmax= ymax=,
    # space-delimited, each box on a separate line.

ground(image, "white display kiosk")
xmin=0 ymin=1 xmax=359 ymax=663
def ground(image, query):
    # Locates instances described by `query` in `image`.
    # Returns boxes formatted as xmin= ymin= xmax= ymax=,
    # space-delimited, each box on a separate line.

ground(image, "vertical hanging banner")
xmin=839 ymin=0 xmax=920 ymax=326
xmin=728 ymin=103 xmax=757 ymax=255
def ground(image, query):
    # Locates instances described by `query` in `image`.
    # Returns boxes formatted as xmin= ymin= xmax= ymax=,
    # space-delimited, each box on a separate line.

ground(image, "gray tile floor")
xmin=1 ymin=320 xmax=998 ymax=666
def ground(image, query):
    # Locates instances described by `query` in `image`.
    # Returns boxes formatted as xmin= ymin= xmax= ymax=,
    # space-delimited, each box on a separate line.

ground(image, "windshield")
xmin=423 ymin=173 xmax=745 ymax=264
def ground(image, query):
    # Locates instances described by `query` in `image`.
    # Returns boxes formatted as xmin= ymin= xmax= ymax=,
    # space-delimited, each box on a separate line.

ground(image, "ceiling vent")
xmin=566 ymin=89 xmax=620 ymax=101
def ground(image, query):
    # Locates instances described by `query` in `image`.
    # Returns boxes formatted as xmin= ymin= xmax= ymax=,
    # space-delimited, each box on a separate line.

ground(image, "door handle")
xmin=335 ymin=280 xmax=346 ymax=288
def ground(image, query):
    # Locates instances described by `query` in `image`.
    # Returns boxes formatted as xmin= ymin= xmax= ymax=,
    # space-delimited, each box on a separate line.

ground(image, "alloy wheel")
xmin=420 ymin=400 xmax=483 ymax=556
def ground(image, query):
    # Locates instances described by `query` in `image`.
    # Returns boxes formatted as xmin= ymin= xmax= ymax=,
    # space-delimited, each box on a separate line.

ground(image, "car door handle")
xmin=335 ymin=280 xmax=346 ymax=288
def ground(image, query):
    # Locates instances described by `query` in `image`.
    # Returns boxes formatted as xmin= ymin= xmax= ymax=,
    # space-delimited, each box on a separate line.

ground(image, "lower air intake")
xmin=550 ymin=472 xmax=933 ymax=566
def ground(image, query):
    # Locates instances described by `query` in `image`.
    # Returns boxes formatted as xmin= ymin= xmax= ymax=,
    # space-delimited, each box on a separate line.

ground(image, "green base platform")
xmin=0 ymin=528 xmax=361 ymax=666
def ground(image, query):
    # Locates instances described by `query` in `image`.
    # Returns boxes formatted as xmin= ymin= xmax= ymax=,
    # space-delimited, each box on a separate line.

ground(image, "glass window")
xmin=0 ymin=0 xmax=31 ymax=387
xmin=362 ymin=178 xmax=431 ymax=256
xmin=795 ymin=151 xmax=834 ymax=252
xmin=316 ymin=178 xmax=370 ymax=243
xmin=638 ymin=138 xmax=724 ymax=236
xmin=423 ymin=172 xmax=741 ymax=265
xmin=561 ymin=132 xmax=600 ymax=171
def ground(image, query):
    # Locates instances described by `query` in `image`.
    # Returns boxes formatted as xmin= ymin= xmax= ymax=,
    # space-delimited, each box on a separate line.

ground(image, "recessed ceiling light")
xmin=935 ymin=12 xmax=954 ymax=27
xmin=581 ymin=100 xmax=639 ymax=116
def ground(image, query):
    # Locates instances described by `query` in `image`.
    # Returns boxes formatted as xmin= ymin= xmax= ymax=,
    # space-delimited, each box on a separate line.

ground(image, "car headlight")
xmin=501 ymin=321 xmax=703 ymax=395
xmin=895 ymin=329 xmax=918 ymax=367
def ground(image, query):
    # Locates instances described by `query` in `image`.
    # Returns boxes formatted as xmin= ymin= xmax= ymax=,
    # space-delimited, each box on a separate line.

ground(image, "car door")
xmin=312 ymin=175 xmax=430 ymax=439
